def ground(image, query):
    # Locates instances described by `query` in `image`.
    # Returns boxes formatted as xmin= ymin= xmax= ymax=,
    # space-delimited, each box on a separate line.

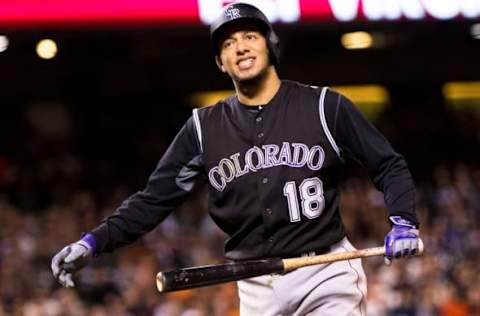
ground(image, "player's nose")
xmin=235 ymin=39 xmax=250 ymax=54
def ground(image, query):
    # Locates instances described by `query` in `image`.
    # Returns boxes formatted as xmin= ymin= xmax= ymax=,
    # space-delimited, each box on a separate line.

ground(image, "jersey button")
xmin=268 ymin=238 xmax=274 ymax=243
xmin=262 ymin=177 xmax=268 ymax=184
xmin=256 ymin=117 xmax=263 ymax=123
xmin=257 ymin=132 xmax=264 ymax=138
xmin=266 ymin=208 xmax=272 ymax=215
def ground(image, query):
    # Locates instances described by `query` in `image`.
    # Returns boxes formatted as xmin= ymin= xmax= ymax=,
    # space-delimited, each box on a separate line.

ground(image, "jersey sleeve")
xmin=89 ymin=116 xmax=204 ymax=253
xmin=324 ymin=90 xmax=418 ymax=226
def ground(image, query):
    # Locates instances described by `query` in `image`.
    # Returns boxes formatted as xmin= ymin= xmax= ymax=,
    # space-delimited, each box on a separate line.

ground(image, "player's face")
xmin=216 ymin=27 xmax=271 ymax=83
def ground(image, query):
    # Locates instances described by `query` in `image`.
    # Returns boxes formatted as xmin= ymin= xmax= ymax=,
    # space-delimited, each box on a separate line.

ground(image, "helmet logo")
xmin=225 ymin=7 xmax=241 ymax=19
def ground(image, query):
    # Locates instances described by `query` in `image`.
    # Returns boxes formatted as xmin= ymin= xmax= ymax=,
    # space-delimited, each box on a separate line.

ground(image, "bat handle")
xmin=283 ymin=238 xmax=425 ymax=272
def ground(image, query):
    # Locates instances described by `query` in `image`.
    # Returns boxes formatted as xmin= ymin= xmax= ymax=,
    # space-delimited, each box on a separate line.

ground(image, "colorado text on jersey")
xmin=208 ymin=142 xmax=325 ymax=191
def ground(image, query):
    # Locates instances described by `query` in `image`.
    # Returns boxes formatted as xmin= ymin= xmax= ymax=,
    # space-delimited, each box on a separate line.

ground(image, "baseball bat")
xmin=156 ymin=239 xmax=424 ymax=293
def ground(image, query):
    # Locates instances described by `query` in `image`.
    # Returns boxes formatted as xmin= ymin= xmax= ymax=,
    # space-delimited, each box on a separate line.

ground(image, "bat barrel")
xmin=156 ymin=258 xmax=284 ymax=293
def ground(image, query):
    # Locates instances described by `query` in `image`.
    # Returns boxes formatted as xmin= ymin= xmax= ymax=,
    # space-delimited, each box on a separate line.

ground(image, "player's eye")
xmin=246 ymin=34 xmax=257 ymax=40
xmin=222 ymin=40 xmax=234 ymax=49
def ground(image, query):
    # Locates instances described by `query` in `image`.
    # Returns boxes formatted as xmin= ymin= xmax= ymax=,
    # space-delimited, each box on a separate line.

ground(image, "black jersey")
xmin=89 ymin=80 xmax=417 ymax=260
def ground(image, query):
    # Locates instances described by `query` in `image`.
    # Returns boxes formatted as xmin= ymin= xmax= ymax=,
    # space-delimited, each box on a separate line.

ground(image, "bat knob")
xmin=156 ymin=272 xmax=165 ymax=292
xmin=417 ymin=238 xmax=425 ymax=255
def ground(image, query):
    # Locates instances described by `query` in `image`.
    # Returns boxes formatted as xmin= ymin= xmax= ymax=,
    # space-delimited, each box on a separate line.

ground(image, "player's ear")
xmin=215 ymin=56 xmax=226 ymax=73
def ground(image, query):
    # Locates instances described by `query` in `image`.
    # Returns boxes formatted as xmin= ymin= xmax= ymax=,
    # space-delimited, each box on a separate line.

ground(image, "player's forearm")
xmin=372 ymin=154 xmax=418 ymax=225
xmin=89 ymin=190 xmax=178 ymax=253
xmin=329 ymin=93 xmax=418 ymax=224
xmin=347 ymin=118 xmax=418 ymax=223
xmin=344 ymin=140 xmax=418 ymax=223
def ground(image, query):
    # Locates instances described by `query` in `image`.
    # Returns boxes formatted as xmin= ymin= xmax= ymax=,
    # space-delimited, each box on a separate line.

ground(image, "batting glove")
xmin=51 ymin=235 xmax=95 ymax=287
xmin=384 ymin=216 xmax=419 ymax=265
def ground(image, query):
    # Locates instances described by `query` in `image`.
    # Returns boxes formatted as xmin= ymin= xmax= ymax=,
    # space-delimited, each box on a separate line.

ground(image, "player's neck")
xmin=234 ymin=67 xmax=281 ymax=106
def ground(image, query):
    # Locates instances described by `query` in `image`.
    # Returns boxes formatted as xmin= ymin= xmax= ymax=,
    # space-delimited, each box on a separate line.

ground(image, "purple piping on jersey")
xmin=318 ymin=87 xmax=341 ymax=158
xmin=81 ymin=233 xmax=97 ymax=253
xmin=341 ymin=245 xmax=366 ymax=316
xmin=192 ymin=108 xmax=203 ymax=152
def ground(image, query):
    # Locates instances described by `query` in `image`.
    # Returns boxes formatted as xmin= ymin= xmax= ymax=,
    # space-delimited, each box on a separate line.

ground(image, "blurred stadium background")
xmin=1 ymin=0 xmax=480 ymax=315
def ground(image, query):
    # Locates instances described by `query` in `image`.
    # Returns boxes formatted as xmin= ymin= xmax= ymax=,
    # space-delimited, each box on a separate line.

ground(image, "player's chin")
xmin=233 ymin=70 xmax=263 ymax=83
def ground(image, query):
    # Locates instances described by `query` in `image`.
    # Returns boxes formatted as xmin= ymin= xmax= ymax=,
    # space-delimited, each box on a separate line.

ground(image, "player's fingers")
xmin=397 ymin=239 xmax=420 ymax=257
xmin=51 ymin=255 xmax=61 ymax=278
xmin=64 ymin=273 xmax=75 ymax=288
xmin=51 ymin=247 xmax=69 ymax=278
xmin=393 ymin=239 xmax=407 ymax=257
xmin=58 ymin=270 xmax=68 ymax=287
xmin=403 ymin=239 xmax=417 ymax=257
xmin=407 ymin=239 xmax=416 ymax=256
xmin=411 ymin=238 xmax=419 ymax=255
xmin=398 ymin=239 xmax=408 ymax=256
xmin=392 ymin=241 xmax=401 ymax=258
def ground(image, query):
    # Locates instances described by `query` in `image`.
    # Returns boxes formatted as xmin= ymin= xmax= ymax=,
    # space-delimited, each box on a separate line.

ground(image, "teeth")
xmin=238 ymin=58 xmax=254 ymax=69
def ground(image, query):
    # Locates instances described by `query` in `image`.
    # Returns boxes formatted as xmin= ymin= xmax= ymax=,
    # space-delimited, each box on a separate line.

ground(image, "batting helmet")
xmin=210 ymin=3 xmax=280 ymax=65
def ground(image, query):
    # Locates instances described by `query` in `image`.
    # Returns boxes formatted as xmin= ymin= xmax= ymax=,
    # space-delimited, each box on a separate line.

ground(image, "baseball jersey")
xmin=89 ymin=80 xmax=418 ymax=260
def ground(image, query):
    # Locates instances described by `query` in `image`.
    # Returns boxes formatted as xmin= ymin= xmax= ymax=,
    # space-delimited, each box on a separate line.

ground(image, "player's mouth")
xmin=237 ymin=57 xmax=255 ymax=70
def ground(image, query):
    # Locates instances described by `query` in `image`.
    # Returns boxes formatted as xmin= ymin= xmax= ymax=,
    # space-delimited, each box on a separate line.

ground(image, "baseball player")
xmin=51 ymin=3 xmax=420 ymax=315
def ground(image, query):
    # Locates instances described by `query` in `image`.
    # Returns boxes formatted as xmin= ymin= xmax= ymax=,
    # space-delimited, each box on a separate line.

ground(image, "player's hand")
xmin=51 ymin=239 xmax=93 ymax=287
xmin=384 ymin=216 xmax=419 ymax=265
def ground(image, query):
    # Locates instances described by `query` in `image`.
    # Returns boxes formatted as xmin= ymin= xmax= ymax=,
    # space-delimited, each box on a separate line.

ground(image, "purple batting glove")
xmin=384 ymin=216 xmax=419 ymax=265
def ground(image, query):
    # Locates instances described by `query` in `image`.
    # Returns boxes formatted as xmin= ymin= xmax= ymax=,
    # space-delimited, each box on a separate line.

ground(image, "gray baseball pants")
xmin=237 ymin=237 xmax=367 ymax=316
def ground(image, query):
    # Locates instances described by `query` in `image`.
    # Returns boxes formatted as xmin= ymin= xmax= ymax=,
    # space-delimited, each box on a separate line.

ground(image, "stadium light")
xmin=36 ymin=39 xmax=58 ymax=59
xmin=341 ymin=31 xmax=373 ymax=50
xmin=471 ymin=23 xmax=480 ymax=39
xmin=190 ymin=90 xmax=235 ymax=107
xmin=0 ymin=35 xmax=9 ymax=53
xmin=443 ymin=81 xmax=480 ymax=100
xmin=331 ymin=85 xmax=390 ymax=104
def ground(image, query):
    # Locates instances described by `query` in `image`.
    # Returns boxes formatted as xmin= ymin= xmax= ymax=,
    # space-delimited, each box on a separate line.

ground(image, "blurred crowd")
xmin=1 ymin=154 xmax=479 ymax=316
xmin=1 ymin=101 xmax=480 ymax=316
xmin=342 ymin=163 xmax=480 ymax=316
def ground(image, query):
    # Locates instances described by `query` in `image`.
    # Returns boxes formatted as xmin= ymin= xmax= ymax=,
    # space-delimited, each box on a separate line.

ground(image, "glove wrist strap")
xmin=389 ymin=216 xmax=416 ymax=228
xmin=80 ymin=233 xmax=97 ymax=252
